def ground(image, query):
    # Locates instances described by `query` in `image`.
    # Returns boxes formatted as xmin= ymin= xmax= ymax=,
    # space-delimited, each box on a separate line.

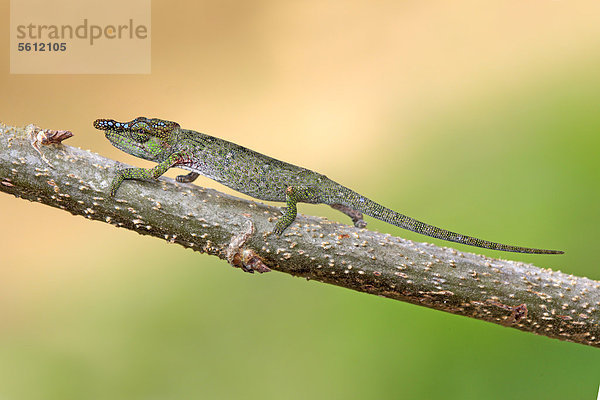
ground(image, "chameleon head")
xmin=93 ymin=117 xmax=180 ymax=161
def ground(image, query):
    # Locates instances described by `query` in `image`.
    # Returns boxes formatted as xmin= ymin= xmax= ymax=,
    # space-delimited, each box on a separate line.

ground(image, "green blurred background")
xmin=1 ymin=1 xmax=599 ymax=399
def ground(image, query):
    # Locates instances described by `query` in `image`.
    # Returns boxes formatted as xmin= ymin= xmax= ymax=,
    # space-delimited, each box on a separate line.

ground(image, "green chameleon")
xmin=94 ymin=117 xmax=563 ymax=255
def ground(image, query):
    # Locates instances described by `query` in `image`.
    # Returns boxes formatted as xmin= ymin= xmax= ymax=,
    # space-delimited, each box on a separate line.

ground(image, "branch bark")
xmin=1 ymin=122 xmax=598 ymax=348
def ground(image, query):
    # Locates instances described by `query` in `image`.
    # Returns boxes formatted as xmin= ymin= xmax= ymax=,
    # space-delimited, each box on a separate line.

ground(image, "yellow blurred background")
xmin=1 ymin=1 xmax=599 ymax=399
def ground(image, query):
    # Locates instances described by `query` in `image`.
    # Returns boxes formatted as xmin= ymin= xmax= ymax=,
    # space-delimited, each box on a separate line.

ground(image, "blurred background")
xmin=1 ymin=1 xmax=599 ymax=399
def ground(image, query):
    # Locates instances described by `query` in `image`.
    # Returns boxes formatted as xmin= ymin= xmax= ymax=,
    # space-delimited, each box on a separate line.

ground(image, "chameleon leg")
xmin=330 ymin=203 xmax=367 ymax=228
xmin=110 ymin=153 xmax=183 ymax=197
xmin=176 ymin=171 xmax=200 ymax=183
xmin=273 ymin=186 xmax=299 ymax=235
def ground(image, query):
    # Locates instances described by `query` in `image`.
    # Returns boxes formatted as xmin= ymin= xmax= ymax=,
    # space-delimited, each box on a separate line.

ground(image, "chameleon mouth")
xmin=102 ymin=129 xmax=152 ymax=160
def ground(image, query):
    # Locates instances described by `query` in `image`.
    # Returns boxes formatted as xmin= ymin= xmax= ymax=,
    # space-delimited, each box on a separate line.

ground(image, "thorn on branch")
xmin=226 ymin=219 xmax=271 ymax=274
xmin=27 ymin=124 xmax=73 ymax=168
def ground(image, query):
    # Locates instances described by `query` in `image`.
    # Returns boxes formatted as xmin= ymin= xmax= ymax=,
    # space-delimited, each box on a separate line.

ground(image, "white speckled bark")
xmin=1 ymin=122 xmax=598 ymax=348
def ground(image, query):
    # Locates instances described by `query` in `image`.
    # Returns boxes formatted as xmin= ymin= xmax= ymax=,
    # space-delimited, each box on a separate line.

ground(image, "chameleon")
xmin=94 ymin=116 xmax=563 ymax=255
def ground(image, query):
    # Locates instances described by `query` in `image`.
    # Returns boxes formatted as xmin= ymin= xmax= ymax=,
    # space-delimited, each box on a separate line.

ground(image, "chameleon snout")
xmin=93 ymin=119 xmax=133 ymax=132
xmin=93 ymin=119 xmax=114 ymax=131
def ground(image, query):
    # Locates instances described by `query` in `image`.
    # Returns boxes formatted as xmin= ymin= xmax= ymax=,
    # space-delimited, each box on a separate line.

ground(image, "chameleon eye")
xmin=130 ymin=132 xmax=150 ymax=143
xmin=131 ymin=121 xmax=153 ymax=135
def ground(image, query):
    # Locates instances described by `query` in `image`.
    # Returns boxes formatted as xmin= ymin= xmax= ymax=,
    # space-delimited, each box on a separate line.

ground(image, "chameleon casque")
xmin=94 ymin=117 xmax=563 ymax=255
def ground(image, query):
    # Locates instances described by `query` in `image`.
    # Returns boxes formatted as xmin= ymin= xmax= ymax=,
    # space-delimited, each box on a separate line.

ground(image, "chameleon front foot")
xmin=109 ymin=167 xmax=156 ymax=197
xmin=107 ymin=153 xmax=186 ymax=197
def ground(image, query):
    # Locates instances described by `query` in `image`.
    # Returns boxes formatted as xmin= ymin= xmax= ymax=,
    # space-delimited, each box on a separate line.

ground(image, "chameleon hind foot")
xmin=273 ymin=186 xmax=298 ymax=235
xmin=330 ymin=203 xmax=367 ymax=228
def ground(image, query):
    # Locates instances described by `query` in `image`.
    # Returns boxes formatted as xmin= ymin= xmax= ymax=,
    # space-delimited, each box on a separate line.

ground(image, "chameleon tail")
xmin=328 ymin=186 xmax=563 ymax=254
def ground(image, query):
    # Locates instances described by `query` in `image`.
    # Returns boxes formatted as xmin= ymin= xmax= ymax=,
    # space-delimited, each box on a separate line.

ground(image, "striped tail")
xmin=329 ymin=187 xmax=563 ymax=254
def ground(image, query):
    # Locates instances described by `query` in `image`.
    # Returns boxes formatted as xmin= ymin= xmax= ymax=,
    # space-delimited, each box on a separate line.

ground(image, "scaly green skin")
xmin=93 ymin=117 xmax=563 ymax=254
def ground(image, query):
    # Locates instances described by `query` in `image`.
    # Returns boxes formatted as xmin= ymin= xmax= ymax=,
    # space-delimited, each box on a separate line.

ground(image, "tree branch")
xmin=1 ymin=122 xmax=598 ymax=348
